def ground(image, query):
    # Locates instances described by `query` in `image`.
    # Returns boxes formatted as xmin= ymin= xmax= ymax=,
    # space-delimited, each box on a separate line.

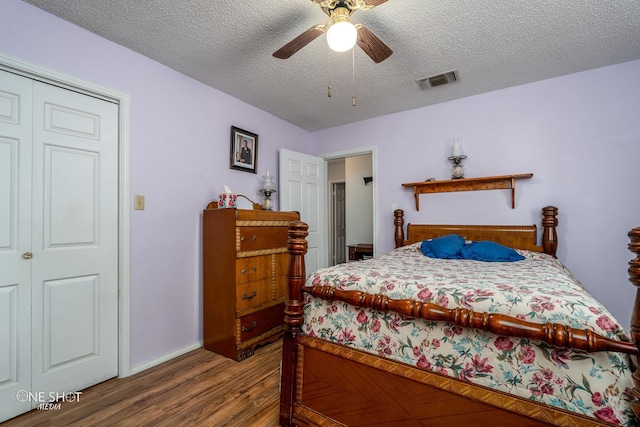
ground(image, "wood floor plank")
xmin=1 ymin=340 xmax=282 ymax=427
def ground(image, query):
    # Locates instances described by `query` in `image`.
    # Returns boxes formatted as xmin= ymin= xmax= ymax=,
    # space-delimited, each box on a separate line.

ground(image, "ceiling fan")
xmin=273 ymin=0 xmax=393 ymax=64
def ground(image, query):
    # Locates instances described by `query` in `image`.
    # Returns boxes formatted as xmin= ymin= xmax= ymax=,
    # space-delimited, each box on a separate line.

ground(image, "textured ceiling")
xmin=22 ymin=0 xmax=640 ymax=132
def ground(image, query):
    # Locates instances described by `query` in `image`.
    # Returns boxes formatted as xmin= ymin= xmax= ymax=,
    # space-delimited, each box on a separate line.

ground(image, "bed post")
xmin=628 ymin=227 xmax=640 ymax=417
xmin=541 ymin=206 xmax=558 ymax=257
xmin=279 ymin=221 xmax=308 ymax=427
xmin=394 ymin=209 xmax=405 ymax=248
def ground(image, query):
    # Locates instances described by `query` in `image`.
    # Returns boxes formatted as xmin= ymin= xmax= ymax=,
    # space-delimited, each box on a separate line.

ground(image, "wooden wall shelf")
xmin=402 ymin=174 xmax=533 ymax=211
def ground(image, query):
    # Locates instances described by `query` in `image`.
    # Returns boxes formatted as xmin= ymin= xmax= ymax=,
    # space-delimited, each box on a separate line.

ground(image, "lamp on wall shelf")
xmin=447 ymin=139 xmax=467 ymax=179
xmin=259 ymin=171 xmax=277 ymax=210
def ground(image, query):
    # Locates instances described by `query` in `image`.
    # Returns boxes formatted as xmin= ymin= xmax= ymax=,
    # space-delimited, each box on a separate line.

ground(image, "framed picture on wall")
xmin=230 ymin=126 xmax=258 ymax=173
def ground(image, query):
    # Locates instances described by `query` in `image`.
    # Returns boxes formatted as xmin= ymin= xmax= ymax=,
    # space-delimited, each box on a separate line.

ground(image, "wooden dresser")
xmin=203 ymin=207 xmax=299 ymax=361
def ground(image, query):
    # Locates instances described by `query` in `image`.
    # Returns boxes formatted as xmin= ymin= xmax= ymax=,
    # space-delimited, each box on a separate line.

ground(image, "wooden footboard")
xmin=280 ymin=208 xmax=640 ymax=426
xmin=293 ymin=336 xmax=605 ymax=426
xmin=305 ymin=285 xmax=637 ymax=355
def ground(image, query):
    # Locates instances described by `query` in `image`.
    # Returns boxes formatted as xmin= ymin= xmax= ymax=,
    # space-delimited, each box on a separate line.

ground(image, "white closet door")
xmin=0 ymin=71 xmax=119 ymax=422
xmin=0 ymin=69 xmax=34 ymax=422
xmin=31 ymin=81 xmax=118 ymax=396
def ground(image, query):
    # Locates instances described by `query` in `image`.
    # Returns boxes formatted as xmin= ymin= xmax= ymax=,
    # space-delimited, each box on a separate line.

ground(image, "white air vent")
xmin=416 ymin=70 xmax=459 ymax=90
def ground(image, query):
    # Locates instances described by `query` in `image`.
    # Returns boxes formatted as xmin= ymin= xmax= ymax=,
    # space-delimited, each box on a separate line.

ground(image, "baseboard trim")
xmin=129 ymin=341 xmax=203 ymax=376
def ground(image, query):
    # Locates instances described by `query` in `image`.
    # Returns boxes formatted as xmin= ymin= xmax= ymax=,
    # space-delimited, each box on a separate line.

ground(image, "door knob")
xmin=23 ymin=252 xmax=33 ymax=259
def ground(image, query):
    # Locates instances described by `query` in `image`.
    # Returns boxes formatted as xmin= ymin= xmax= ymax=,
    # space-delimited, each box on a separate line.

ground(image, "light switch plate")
xmin=134 ymin=195 xmax=145 ymax=210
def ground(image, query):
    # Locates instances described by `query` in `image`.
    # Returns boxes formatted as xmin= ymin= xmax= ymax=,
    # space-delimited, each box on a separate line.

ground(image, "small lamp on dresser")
xmin=259 ymin=171 xmax=277 ymax=210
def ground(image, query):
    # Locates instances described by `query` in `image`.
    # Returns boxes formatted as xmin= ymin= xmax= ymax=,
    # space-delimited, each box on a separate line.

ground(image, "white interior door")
xmin=279 ymin=149 xmax=327 ymax=273
xmin=0 ymin=69 xmax=34 ymax=421
xmin=31 ymin=81 xmax=118 ymax=396
xmin=0 ymin=71 xmax=118 ymax=422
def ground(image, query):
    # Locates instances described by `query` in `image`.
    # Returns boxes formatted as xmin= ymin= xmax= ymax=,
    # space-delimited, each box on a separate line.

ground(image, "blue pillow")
xmin=420 ymin=234 xmax=465 ymax=259
xmin=460 ymin=240 xmax=525 ymax=262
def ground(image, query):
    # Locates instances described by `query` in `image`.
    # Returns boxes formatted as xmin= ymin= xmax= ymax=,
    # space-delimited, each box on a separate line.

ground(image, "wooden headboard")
xmin=394 ymin=206 xmax=559 ymax=256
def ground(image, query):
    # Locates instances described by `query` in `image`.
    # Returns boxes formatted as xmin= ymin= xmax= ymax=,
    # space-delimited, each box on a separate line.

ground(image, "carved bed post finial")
xmin=280 ymin=220 xmax=308 ymax=427
xmin=541 ymin=206 xmax=558 ymax=257
xmin=627 ymin=227 xmax=640 ymax=417
xmin=394 ymin=209 xmax=405 ymax=248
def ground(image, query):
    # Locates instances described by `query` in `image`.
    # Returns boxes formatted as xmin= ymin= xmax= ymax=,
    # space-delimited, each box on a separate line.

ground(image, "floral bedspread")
xmin=303 ymin=243 xmax=637 ymax=425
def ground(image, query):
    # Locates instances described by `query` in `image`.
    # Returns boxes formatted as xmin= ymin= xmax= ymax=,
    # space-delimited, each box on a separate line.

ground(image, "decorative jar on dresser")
xmin=203 ymin=206 xmax=299 ymax=361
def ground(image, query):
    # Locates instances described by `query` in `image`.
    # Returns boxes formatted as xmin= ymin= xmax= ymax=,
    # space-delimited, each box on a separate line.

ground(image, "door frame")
xmin=321 ymin=146 xmax=377 ymax=259
xmin=329 ymin=180 xmax=346 ymax=266
xmin=0 ymin=52 xmax=132 ymax=378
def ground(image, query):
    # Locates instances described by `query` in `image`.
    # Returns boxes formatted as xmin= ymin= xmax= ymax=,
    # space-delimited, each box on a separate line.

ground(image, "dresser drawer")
xmin=236 ymin=278 xmax=272 ymax=311
xmin=237 ymin=226 xmax=289 ymax=252
xmin=236 ymin=256 xmax=272 ymax=285
xmin=238 ymin=303 xmax=285 ymax=342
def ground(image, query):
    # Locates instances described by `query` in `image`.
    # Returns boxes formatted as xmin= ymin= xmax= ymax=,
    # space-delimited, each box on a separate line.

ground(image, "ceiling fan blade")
xmin=273 ymin=24 xmax=327 ymax=59
xmin=355 ymin=24 xmax=393 ymax=63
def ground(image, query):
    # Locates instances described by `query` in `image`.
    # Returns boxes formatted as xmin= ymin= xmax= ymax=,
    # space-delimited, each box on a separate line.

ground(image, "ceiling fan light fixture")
xmin=327 ymin=7 xmax=357 ymax=52
xmin=327 ymin=21 xmax=357 ymax=52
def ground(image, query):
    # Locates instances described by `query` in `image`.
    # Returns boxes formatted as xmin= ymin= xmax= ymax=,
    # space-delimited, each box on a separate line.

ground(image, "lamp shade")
xmin=327 ymin=21 xmax=357 ymax=52
xmin=261 ymin=175 xmax=276 ymax=191
xmin=452 ymin=141 xmax=463 ymax=157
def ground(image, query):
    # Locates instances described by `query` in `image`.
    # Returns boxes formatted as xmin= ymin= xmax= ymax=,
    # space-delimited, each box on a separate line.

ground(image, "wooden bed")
xmin=279 ymin=206 xmax=640 ymax=426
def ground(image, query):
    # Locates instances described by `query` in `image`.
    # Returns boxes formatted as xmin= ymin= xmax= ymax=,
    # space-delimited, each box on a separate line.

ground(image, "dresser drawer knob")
xmin=242 ymin=321 xmax=257 ymax=332
xmin=242 ymin=291 xmax=257 ymax=300
xmin=252 ymin=235 xmax=257 ymax=240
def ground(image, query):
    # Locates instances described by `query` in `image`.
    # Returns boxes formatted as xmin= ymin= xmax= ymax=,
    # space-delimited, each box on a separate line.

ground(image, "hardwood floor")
xmin=2 ymin=340 xmax=282 ymax=427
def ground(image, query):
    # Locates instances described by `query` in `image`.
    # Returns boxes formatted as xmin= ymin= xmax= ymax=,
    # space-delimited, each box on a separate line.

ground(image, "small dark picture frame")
xmin=230 ymin=126 xmax=258 ymax=173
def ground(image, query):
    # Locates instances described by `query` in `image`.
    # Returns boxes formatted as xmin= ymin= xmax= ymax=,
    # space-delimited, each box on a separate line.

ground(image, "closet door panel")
xmin=31 ymin=81 xmax=118 ymax=400
xmin=0 ymin=70 xmax=33 ymax=422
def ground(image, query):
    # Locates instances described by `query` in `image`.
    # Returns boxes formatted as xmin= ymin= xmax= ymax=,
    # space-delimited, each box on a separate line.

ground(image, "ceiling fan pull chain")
xmin=328 ymin=48 xmax=333 ymax=97
xmin=352 ymin=46 xmax=356 ymax=106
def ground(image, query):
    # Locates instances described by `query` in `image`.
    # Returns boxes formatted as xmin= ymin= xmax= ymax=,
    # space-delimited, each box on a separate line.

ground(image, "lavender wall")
xmin=310 ymin=60 xmax=640 ymax=326
xmin=0 ymin=0 xmax=310 ymax=368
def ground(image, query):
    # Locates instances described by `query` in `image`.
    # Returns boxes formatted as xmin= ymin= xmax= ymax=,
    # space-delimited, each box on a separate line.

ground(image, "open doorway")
xmin=327 ymin=154 xmax=373 ymax=266
xmin=279 ymin=147 xmax=375 ymax=270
